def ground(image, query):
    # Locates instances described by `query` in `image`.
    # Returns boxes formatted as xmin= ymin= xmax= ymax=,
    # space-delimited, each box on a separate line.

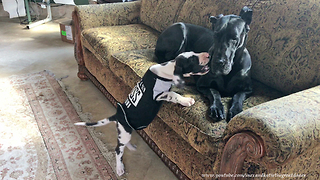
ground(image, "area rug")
xmin=0 ymin=70 xmax=118 ymax=180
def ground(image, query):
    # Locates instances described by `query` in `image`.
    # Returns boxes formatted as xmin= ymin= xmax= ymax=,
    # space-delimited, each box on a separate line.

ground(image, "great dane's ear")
xmin=239 ymin=6 xmax=253 ymax=25
xmin=210 ymin=16 xmax=218 ymax=24
xmin=210 ymin=16 xmax=217 ymax=30
xmin=210 ymin=14 xmax=223 ymax=31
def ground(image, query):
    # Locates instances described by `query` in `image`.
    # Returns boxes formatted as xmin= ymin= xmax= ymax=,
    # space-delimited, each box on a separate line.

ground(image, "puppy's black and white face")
xmin=173 ymin=52 xmax=210 ymax=86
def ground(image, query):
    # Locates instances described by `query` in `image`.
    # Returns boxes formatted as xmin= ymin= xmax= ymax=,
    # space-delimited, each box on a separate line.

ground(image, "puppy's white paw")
xmin=74 ymin=122 xmax=86 ymax=126
xmin=117 ymin=162 xmax=125 ymax=176
xmin=126 ymin=143 xmax=137 ymax=151
xmin=179 ymin=97 xmax=195 ymax=106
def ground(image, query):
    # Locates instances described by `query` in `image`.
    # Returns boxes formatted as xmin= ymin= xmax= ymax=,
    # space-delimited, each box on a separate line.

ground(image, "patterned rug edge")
xmin=8 ymin=70 xmax=119 ymax=180
xmin=54 ymin=72 xmax=123 ymax=180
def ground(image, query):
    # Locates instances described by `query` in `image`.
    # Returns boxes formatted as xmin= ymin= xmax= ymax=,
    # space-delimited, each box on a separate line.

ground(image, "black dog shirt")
xmin=115 ymin=69 xmax=172 ymax=130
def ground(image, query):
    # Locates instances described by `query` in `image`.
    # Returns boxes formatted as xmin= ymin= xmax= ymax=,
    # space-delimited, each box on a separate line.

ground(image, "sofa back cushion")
xmin=246 ymin=1 xmax=320 ymax=94
xmin=140 ymin=0 xmax=247 ymax=32
xmin=140 ymin=0 xmax=320 ymax=94
xmin=140 ymin=0 xmax=187 ymax=32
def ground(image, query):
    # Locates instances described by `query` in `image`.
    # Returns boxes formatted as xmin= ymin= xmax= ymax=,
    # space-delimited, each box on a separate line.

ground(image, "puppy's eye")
xmin=190 ymin=56 xmax=198 ymax=63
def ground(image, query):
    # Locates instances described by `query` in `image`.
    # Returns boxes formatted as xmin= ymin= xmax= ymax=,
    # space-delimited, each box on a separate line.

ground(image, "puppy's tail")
xmin=74 ymin=118 xmax=113 ymax=127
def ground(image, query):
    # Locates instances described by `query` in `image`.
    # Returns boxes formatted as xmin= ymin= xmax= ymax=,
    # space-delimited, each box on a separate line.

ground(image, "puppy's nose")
xmin=200 ymin=61 xmax=207 ymax=65
xmin=199 ymin=52 xmax=210 ymax=65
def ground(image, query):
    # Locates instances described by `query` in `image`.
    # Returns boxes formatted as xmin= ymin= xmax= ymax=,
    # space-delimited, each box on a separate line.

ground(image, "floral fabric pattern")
xmin=81 ymin=24 xmax=159 ymax=66
xmin=226 ymin=86 xmax=320 ymax=168
xmin=246 ymin=0 xmax=320 ymax=94
xmin=76 ymin=2 xmax=141 ymax=30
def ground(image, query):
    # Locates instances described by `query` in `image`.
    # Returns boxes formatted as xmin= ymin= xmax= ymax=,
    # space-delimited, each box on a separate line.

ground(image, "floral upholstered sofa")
xmin=72 ymin=0 xmax=320 ymax=179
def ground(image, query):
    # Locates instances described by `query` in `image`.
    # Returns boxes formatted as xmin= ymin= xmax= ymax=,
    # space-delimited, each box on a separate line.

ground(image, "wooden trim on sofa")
xmin=219 ymin=131 xmax=265 ymax=180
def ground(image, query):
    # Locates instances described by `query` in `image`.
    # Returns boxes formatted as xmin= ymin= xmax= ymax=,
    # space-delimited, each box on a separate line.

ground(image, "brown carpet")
xmin=0 ymin=70 xmax=117 ymax=180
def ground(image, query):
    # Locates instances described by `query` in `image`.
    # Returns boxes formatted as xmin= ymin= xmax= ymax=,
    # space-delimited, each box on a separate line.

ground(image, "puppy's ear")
xmin=239 ymin=6 xmax=253 ymax=25
xmin=173 ymin=66 xmax=184 ymax=87
xmin=173 ymin=59 xmax=185 ymax=87
xmin=173 ymin=65 xmax=183 ymax=76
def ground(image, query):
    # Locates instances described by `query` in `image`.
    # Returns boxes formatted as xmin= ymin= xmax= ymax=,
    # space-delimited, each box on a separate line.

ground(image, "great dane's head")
xmin=208 ymin=6 xmax=252 ymax=75
xmin=173 ymin=52 xmax=210 ymax=86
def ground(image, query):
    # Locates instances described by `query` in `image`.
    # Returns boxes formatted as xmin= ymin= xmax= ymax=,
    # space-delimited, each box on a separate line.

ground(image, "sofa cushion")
xmin=159 ymin=80 xmax=283 ymax=157
xmin=140 ymin=0 xmax=251 ymax=32
xmin=140 ymin=0 xmax=187 ymax=32
xmin=110 ymin=49 xmax=284 ymax=157
xmin=247 ymin=1 xmax=320 ymax=94
xmin=81 ymin=24 xmax=159 ymax=66
xmin=109 ymin=49 xmax=157 ymax=88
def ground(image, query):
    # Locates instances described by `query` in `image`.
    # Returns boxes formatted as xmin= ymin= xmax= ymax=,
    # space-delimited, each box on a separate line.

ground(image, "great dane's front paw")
xmin=209 ymin=102 xmax=225 ymax=121
xmin=179 ymin=97 xmax=195 ymax=106
xmin=227 ymin=103 xmax=242 ymax=122
xmin=117 ymin=162 xmax=125 ymax=176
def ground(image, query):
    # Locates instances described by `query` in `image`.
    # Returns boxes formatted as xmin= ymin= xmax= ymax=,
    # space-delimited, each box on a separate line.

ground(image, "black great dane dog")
xmin=155 ymin=7 xmax=253 ymax=122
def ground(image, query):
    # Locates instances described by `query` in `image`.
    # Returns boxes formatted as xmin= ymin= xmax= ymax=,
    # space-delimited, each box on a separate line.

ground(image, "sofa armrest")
xmin=223 ymin=85 xmax=320 ymax=169
xmin=75 ymin=1 xmax=141 ymax=31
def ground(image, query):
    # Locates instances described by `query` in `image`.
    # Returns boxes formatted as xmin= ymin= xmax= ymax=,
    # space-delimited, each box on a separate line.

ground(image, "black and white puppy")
xmin=75 ymin=52 xmax=209 ymax=176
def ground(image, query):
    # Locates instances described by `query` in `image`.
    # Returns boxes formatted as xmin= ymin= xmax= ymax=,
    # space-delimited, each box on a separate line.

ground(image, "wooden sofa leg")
xmin=77 ymin=65 xmax=89 ymax=81
xmin=74 ymin=43 xmax=88 ymax=81
xmin=73 ymin=10 xmax=88 ymax=81
xmin=219 ymin=132 xmax=265 ymax=180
